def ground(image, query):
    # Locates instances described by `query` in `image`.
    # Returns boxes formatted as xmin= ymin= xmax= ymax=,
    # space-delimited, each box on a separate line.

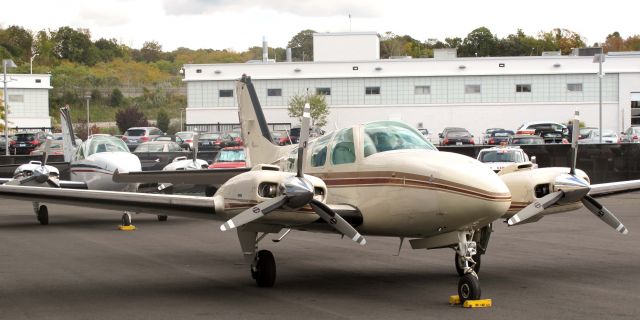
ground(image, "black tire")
xmin=122 ymin=213 xmax=132 ymax=226
xmin=37 ymin=205 xmax=49 ymax=225
xmin=157 ymin=215 xmax=168 ymax=222
xmin=252 ymin=250 xmax=276 ymax=287
xmin=205 ymin=186 xmax=217 ymax=197
xmin=458 ymin=273 xmax=481 ymax=303
xmin=455 ymin=252 xmax=481 ymax=276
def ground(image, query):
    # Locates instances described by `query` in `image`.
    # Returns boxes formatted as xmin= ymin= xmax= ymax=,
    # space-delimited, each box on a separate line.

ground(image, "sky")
xmin=1 ymin=0 xmax=637 ymax=52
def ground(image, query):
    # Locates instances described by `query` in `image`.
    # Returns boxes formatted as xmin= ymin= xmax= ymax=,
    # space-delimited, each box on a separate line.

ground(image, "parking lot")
xmin=0 ymin=193 xmax=639 ymax=320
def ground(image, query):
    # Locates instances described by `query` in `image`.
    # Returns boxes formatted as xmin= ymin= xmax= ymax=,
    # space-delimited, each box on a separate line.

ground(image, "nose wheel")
xmin=458 ymin=273 xmax=481 ymax=302
xmin=121 ymin=212 xmax=132 ymax=227
xmin=37 ymin=205 xmax=49 ymax=225
xmin=456 ymin=230 xmax=482 ymax=303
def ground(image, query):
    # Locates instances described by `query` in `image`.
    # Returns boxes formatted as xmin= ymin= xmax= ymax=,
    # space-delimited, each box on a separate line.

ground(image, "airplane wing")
xmin=0 ymin=185 xmax=218 ymax=220
xmin=58 ymin=181 xmax=88 ymax=189
xmin=589 ymin=179 xmax=640 ymax=197
xmin=113 ymin=168 xmax=250 ymax=185
xmin=0 ymin=178 xmax=11 ymax=185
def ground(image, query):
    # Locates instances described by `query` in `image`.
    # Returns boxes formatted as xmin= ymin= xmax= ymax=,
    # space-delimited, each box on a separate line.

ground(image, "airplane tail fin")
xmin=236 ymin=75 xmax=290 ymax=167
xmin=60 ymin=105 xmax=77 ymax=162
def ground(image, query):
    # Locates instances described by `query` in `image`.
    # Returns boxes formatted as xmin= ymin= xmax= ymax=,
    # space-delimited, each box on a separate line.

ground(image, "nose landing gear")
xmin=456 ymin=230 xmax=482 ymax=303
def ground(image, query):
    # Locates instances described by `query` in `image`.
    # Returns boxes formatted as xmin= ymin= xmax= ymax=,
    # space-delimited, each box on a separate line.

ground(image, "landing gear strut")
xmin=238 ymin=230 xmax=277 ymax=287
xmin=456 ymin=230 xmax=481 ymax=303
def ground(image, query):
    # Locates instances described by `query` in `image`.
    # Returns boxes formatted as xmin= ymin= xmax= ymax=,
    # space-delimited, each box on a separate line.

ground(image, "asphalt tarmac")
xmin=1 ymin=193 xmax=639 ymax=320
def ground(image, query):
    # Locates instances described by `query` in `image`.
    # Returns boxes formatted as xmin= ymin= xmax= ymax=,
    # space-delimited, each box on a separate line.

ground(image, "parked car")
xmin=481 ymin=128 xmax=504 ymax=144
xmin=220 ymin=131 xmax=243 ymax=148
xmin=175 ymin=131 xmax=197 ymax=150
xmin=271 ymin=130 xmax=297 ymax=145
xmin=208 ymin=146 xmax=247 ymax=169
xmin=620 ymin=126 xmax=640 ymax=143
xmin=578 ymin=127 xmax=598 ymax=140
xmin=508 ymin=134 xmax=545 ymax=145
xmin=123 ymin=127 xmax=164 ymax=151
xmin=0 ymin=136 xmax=11 ymax=153
xmin=289 ymin=126 xmax=324 ymax=140
xmin=485 ymin=129 xmax=515 ymax=145
xmin=578 ymin=129 xmax=619 ymax=144
xmin=516 ymin=121 xmax=569 ymax=143
xmin=29 ymin=140 xmax=65 ymax=156
xmin=198 ymin=132 xmax=223 ymax=151
xmin=438 ymin=127 xmax=474 ymax=146
xmin=52 ymin=133 xmax=83 ymax=145
xmin=133 ymin=141 xmax=187 ymax=171
xmin=153 ymin=135 xmax=189 ymax=150
xmin=477 ymin=146 xmax=536 ymax=173
xmin=9 ymin=131 xmax=50 ymax=155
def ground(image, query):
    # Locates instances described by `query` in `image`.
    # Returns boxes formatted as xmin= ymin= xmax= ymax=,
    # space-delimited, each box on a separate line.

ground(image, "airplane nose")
xmin=433 ymin=152 xmax=511 ymax=227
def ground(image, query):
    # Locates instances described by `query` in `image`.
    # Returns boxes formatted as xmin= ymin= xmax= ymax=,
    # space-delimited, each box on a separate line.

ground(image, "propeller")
xmin=186 ymin=133 xmax=203 ymax=169
xmin=219 ymin=104 xmax=366 ymax=245
xmin=508 ymin=110 xmax=628 ymax=234
xmin=18 ymin=138 xmax=59 ymax=187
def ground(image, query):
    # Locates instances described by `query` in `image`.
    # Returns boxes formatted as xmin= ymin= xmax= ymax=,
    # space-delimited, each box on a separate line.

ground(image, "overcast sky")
xmin=1 ymin=0 xmax=637 ymax=52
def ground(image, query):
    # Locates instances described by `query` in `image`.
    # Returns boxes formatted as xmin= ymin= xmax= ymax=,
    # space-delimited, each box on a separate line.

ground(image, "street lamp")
xmin=30 ymin=53 xmax=39 ymax=74
xmin=85 ymin=94 xmax=91 ymax=138
xmin=3 ymin=59 xmax=17 ymax=156
xmin=593 ymin=53 xmax=605 ymax=143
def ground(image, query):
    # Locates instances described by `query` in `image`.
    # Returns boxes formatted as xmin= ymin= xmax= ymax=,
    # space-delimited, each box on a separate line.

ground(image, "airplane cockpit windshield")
xmin=87 ymin=136 xmax=129 ymax=155
xmin=363 ymin=121 xmax=437 ymax=157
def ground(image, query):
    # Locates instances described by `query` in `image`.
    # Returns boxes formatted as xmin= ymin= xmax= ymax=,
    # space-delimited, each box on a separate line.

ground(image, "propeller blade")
xmin=507 ymin=191 xmax=564 ymax=226
xmin=581 ymin=195 xmax=629 ymax=234
xmin=18 ymin=175 xmax=39 ymax=185
xmin=296 ymin=104 xmax=311 ymax=178
xmin=310 ymin=199 xmax=366 ymax=245
xmin=42 ymin=138 xmax=52 ymax=166
xmin=191 ymin=133 xmax=199 ymax=164
xmin=570 ymin=110 xmax=579 ymax=175
xmin=219 ymin=195 xmax=287 ymax=231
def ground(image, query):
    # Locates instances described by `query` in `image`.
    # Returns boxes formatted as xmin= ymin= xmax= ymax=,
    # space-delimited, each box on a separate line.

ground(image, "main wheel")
xmin=157 ymin=215 xmax=168 ymax=222
xmin=37 ymin=205 xmax=49 ymax=225
xmin=458 ymin=273 xmax=481 ymax=303
xmin=251 ymin=250 xmax=276 ymax=287
xmin=455 ymin=252 xmax=481 ymax=276
xmin=121 ymin=213 xmax=132 ymax=226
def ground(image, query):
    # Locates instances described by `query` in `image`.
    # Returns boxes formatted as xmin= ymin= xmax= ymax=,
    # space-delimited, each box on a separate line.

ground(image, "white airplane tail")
xmin=60 ymin=105 xmax=78 ymax=162
xmin=236 ymin=75 xmax=291 ymax=166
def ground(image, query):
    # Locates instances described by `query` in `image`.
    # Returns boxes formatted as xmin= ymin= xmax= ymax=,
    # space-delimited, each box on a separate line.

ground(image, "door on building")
xmin=631 ymin=92 xmax=640 ymax=125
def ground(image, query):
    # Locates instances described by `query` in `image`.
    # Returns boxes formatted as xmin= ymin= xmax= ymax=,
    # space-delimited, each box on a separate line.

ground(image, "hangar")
xmin=182 ymin=32 xmax=640 ymax=137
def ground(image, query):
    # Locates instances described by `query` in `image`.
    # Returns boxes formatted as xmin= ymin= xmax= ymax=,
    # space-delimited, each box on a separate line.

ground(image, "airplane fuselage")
xmin=71 ymin=152 xmax=141 ymax=191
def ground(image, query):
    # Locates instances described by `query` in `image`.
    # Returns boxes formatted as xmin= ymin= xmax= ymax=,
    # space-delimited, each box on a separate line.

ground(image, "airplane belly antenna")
xmin=219 ymin=104 xmax=366 ymax=245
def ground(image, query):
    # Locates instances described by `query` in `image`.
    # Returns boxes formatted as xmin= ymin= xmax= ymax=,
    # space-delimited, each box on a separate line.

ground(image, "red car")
xmin=208 ymin=146 xmax=247 ymax=169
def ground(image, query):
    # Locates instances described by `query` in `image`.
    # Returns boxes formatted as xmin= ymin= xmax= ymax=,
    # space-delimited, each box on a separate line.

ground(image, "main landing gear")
xmin=33 ymin=202 xmax=49 ymax=225
xmin=455 ymin=230 xmax=481 ymax=303
xmin=121 ymin=212 xmax=132 ymax=227
xmin=238 ymin=230 xmax=278 ymax=287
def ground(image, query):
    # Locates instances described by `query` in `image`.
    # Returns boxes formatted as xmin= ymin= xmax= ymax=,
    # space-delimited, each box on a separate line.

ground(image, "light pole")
xmin=85 ymin=94 xmax=91 ymax=138
xmin=180 ymin=107 xmax=186 ymax=131
xmin=3 ymin=59 xmax=17 ymax=156
xmin=593 ymin=53 xmax=605 ymax=143
xmin=30 ymin=53 xmax=39 ymax=74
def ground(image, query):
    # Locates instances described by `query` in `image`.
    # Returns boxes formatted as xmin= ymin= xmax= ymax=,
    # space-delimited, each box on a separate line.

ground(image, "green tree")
xmin=459 ymin=27 xmax=498 ymax=57
xmin=0 ymin=25 xmax=34 ymax=63
xmin=115 ymin=106 xmax=148 ymax=133
xmin=94 ymin=38 xmax=125 ymax=62
xmin=139 ymin=40 xmax=162 ymax=63
xmin=287 ymin=29 xmax=315 ymax=61
xmin=287 ymin=93 xmax=329 ymax=127
xmin=52 ymin=26 xmax=96 ymax=64
xmin=498 ymin=29 xmax=541 ymax=56
xmin=110 ymin=88 xmax=124 ymax=107
xmin=156 ymin=109 xmax=170 ymax=133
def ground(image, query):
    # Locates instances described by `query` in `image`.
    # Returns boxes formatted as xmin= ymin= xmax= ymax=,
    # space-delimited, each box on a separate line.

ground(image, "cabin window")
xmin=331 ymin=128 xmax=355 ymax=165
xmin=310 ymin=133 xmax=333 ymax=167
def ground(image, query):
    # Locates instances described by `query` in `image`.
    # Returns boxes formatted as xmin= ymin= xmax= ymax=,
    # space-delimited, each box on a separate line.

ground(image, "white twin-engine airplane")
xmin=0 ymin=75 xmax=637 ymax=303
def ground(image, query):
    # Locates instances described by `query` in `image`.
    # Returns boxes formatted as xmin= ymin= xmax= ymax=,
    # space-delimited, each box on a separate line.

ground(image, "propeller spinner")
xmin=219 ymin=104 xmax=366 ymax=245
xmin=508 ymin=111 xmax=628 ymax=234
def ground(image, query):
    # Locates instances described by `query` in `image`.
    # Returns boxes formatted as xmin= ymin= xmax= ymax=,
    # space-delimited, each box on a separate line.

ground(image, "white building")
xmin=2 ymin=74 xmax=52 ymax=129
xmin=182 ymin=34 xmax=640 ymax=137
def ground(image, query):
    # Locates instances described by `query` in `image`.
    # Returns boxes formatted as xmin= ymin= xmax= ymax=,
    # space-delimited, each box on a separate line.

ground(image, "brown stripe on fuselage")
xmin=224 ymin=199 xmax=315 ymax=212
xmin=310 ymin=171 xmax=511 ymax=202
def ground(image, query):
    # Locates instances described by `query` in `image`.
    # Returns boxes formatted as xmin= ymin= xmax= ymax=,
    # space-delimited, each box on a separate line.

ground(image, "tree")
xmin=115 ymin=106 xmax=148 ymax=133
xmin=156 ymin=109 xmax=170 ymax=133
xmin=459 ymin=27 xmax=498 ymax=57
xmin=110 ymin=88 xmax=124 ymax=107
xmin=287 ymin=29 xmax=315 ymax=61
xmin=94 ymin=38 xmax=125 ymax=62
xmin=51 ymin=26 xmax=96 ymax=64
xmin=602 ymin=32 xmax=624 ymax=52
xmin=287 ymin=93 xmax=329 ymax=127
xmin=139 ymin=40 xmax=162 ymax=63
xmin=0 ymin=25 xmax=34 ymax=63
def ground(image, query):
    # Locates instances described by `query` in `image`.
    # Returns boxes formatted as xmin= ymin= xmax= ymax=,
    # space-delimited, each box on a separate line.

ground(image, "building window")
xmin=465 ymin=84 xmax=481 ymax=94
xmin=516 ymin=84 xmax=532 ymax=93
xmin=8 ymin=95 xmax=24 ymax=102
xmin=414 ymin=86 xmax=431 ymax=95
xmin=219 ymin=89 xmax=233 ymax=98
xmin=35 ymin=79 xmax=42 ymax=83
xmin=267 ymin=88 xmax=282 ymax=97
xmin=316 ymin=87 xmax=331 ymax=96
xmin=196 ymin=69 xmax=202 ymax=73
xmin=365 ymin=86 xmax=380 ymax=95
xmin=567 ymin=83 xmax=583 ymax=92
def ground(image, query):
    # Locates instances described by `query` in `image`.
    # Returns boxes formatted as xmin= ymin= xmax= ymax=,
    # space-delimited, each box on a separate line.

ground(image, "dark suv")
xmin=10 ymin=131 xmax=50 ymax=155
